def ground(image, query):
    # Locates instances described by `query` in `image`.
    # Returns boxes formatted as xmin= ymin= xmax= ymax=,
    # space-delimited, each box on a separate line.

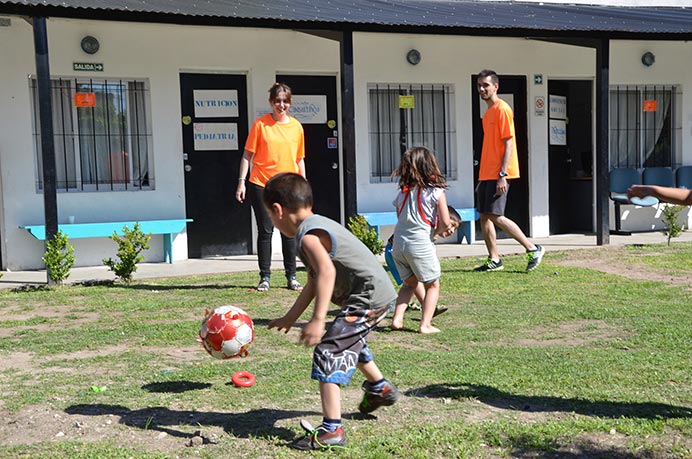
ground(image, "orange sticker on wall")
xmin=74 ymin=92 xmax=96 ymax=108
xmin=643 ymin=100 xmax=657 ymax=112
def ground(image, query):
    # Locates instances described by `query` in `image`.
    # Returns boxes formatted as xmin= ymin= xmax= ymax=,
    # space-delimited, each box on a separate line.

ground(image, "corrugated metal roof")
xmin=2 ymin=0 xmax=692 ymax=36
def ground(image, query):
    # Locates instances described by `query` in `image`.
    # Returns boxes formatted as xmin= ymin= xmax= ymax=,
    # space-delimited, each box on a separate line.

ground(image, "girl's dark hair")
xmin=263 ymin=173 xmax=313 ymax=211
xmin=392 ymin=146 xmax=448 ymax=190
xmin=269 ymin=82 xmax=292 ymax=103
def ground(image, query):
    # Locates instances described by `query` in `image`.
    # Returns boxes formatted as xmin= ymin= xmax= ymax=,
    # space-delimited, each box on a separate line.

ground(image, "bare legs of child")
xmin=391 ymin=278 xmax=441 ymax=334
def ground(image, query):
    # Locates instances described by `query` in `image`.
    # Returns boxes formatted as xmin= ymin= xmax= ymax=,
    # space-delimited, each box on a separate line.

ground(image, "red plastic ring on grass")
xmin=231 ymin=371 xmax=256 ymax=388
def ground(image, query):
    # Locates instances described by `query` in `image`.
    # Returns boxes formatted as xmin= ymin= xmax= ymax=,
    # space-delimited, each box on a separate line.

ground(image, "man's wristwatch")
xmin=498 ymin=170 xmax=508 ymax=178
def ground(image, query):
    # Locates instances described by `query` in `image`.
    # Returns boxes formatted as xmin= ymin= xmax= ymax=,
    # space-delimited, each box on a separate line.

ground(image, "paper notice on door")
xmin=289 ymin=95 xmax=327 ymax=124
xmin=193 ymin=90 xmax=239 ymax=118
xmin=193 ymin=123 xmax=238 ymax=151
xmin=549 ymin=119 xmax=567 ymax=146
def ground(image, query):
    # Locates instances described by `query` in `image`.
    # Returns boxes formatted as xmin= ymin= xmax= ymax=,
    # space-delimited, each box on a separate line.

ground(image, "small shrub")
xmin=42 ymin=230 xmax=75 ymax=285
xmin=661 ymin=204 xmax=686 ymax=246
xmin=347 ymin=215 xmax=384 ymax=255
xmin=103 ymin=222 xmax=151 ymax=284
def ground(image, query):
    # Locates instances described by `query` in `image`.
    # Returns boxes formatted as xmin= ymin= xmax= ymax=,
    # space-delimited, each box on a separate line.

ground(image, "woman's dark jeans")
xmin=248 ymin=181 xmax=297 ymax=280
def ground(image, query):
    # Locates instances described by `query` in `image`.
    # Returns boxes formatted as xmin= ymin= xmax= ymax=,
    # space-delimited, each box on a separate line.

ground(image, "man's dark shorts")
xmin=476 ymin=180 xmax=510 ymax=216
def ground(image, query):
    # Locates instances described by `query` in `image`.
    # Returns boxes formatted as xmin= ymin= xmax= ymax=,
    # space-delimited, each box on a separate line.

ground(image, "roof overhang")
xmin=3 ymin=1 xmax=692 ymax=40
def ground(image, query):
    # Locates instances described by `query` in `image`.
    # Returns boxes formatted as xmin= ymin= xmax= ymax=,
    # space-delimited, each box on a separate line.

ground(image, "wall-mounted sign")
xmin=74 ymin=92 xmax=96 ymax=108
xmin=643 ymin=100 xmax=658 ymax=112
xmin=327 ymin=137 xmax=338 ymax=149
xmin=549 ymin=119 xmax=567 ymax=146
xmin=289 ymin=95 xmax=327 ymax=124
xmin=534 ymin=96 xmax=545 ymax=116
xmin=534 ymin=74 xmax=544 ymax=85
xmin=193 ymin=90 xmax=239 ymax=118
xmin=549 ymin=94 xmax=567 ymax=119
xmin=73 ymin=62 xmax=103 ymax=72
xmin=193 ymin=123 xmax=238 ymax=151
xmin=399 ymin=95 xmax=415 ymax=109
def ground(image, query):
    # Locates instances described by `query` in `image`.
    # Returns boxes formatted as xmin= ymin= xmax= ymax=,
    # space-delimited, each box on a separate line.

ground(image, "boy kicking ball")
xmin=265 ymin=173 xmax=400 ymax=451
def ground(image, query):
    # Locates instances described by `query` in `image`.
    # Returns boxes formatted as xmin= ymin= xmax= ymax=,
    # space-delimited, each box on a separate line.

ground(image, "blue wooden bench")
xmin=361 ymin=208 xmax=479 ymax=244
xmin=20 ymin=219 xmax=193 ymax=263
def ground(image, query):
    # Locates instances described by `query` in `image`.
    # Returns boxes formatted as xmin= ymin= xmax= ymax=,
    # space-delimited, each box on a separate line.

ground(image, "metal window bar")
xmin=130 ymin=82 xmax=145 ymax=189
xmin=56 ymin=80 xmax=71 ymax=190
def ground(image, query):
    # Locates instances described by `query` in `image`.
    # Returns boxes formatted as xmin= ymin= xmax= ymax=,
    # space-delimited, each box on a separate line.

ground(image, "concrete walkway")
xmin=1 ymin=231 xmax=690 ymax=290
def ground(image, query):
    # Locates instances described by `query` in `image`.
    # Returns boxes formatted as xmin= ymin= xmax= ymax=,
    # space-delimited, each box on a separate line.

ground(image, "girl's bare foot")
xmin=391 ymin=319 xmax=404 ymax=330
xmin=419 ymin=325 xmax=440 ymax=334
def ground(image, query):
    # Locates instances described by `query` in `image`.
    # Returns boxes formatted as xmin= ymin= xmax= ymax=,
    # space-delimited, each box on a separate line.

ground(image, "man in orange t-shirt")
xmin=474 ymin=70 xmax=544 ymax=273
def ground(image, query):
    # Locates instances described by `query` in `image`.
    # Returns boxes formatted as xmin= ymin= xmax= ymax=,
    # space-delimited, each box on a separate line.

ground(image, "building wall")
xmin=1 ymin=18 xmax=690 ymax=270
xmin=0 ymin=18 xmax=339 ymax=270
xmin=353 ymin=32 xmax=692 ymax=236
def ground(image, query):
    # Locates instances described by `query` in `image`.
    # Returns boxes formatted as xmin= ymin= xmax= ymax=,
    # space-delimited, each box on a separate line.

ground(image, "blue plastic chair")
xmin=609 ymin=168 xmax=657 ymax=234
xmin=676 ymin=165 xmax=692 ymax=189
xmin=643 ymin=167 xmax=675 ymax=188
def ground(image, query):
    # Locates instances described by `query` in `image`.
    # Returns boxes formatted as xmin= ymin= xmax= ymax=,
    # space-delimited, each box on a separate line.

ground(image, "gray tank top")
xmin=296 ymin=214 xmax=397 ymax=310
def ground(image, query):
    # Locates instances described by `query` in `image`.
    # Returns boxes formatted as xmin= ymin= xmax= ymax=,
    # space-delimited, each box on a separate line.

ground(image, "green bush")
xmin=103 ymin=222 xmax=151 ymax=284
xmin=347 ymin=214 xmax=384 ymax=255
xmin=661 ymin=204 xmax=686 ymax=246
xmin=42 ymin=230 xmax=75 ymax=285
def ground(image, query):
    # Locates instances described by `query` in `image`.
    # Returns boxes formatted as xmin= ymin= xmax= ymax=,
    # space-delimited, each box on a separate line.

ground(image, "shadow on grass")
xmin=124 ymin=282 xmax=310 ymax=292
xmin=406 ymin=382 xmax=692 ymax=420
xmin=142 ymin=380 xmax=212 ymax=393
xmin=124 ymin=283 xmax=237 ymax=291
xmin=65 ymin=403 xmax=317 ymax=441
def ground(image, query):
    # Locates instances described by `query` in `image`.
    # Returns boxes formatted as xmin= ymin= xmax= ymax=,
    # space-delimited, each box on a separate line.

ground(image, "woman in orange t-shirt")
xmin=236 ymin=83 xmax=305 ymax=292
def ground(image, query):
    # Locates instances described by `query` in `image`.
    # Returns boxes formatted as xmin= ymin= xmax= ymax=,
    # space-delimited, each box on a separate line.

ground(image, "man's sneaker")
xmin=473 ymin=258 xmax=504 ymax=272
xmin=358 ymin=379 xmax=400 ymax=414
xmin=526 ymin=245 xmax=545 ymax=272
xmin=291 ymin=421 xmax=347 ymax=450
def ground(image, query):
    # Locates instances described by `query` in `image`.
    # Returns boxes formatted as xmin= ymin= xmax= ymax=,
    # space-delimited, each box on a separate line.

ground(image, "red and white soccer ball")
xmin=199 ymin=305 xmax=254 ymax=359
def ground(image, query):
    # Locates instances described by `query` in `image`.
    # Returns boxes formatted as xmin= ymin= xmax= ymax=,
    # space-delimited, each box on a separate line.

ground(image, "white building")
xmin=1 ymin=1 xmax=691 ymax=270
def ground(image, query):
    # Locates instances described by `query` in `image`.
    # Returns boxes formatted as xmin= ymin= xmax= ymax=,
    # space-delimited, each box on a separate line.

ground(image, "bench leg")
xmin=164 ymin=233 xmax=173 ymax=263
xmin=457 ymin=221 xmax=475 ymax=244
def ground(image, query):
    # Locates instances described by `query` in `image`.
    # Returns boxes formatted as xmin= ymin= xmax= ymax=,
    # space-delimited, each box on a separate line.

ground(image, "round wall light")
xmin=80 ymin=35 xmax=100 ymax=55
xmin=641 ymin=51 xmax=655 ymax=67
xmin=406 ymin=49 xmax=421 ymax=65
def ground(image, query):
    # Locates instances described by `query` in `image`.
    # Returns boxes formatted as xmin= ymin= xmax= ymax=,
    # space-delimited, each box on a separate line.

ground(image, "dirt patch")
xmin=554 ymin=246 xmax=692 ymax=291
xmin=499 ymin=320 xmax=626 ymax=348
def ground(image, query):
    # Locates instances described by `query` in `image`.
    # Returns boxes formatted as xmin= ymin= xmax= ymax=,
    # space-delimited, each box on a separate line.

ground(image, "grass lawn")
xmin=0 ymin=242 xmax=690 ymax=458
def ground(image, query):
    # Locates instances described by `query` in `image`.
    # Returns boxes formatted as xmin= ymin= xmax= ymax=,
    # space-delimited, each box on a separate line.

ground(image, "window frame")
xmin=30 ymin=76 xmax=154 ymax=192
xmin=367 ymin=82 xmax=457 ymax=183
xmin=608 ymin=84 xmax=681 ymax=170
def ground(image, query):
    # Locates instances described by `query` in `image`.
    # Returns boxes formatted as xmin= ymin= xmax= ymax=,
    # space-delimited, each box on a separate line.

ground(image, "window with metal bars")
xmin=30 ymin=78 xmax=153 ymax=191
xmin=368 ymin=83 xmax=456 ymax=182
xmin=609 ymin=84 xmax=681 ymax=169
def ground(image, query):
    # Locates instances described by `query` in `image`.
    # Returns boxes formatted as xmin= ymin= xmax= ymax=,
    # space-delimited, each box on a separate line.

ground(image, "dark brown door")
xmin=276 ymin=74 xmax=342 ymax=222
xmin=472 ymin=74 xmax=530 ymax=235
xmin=179 ymin=73 xmax=252 ymax=257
